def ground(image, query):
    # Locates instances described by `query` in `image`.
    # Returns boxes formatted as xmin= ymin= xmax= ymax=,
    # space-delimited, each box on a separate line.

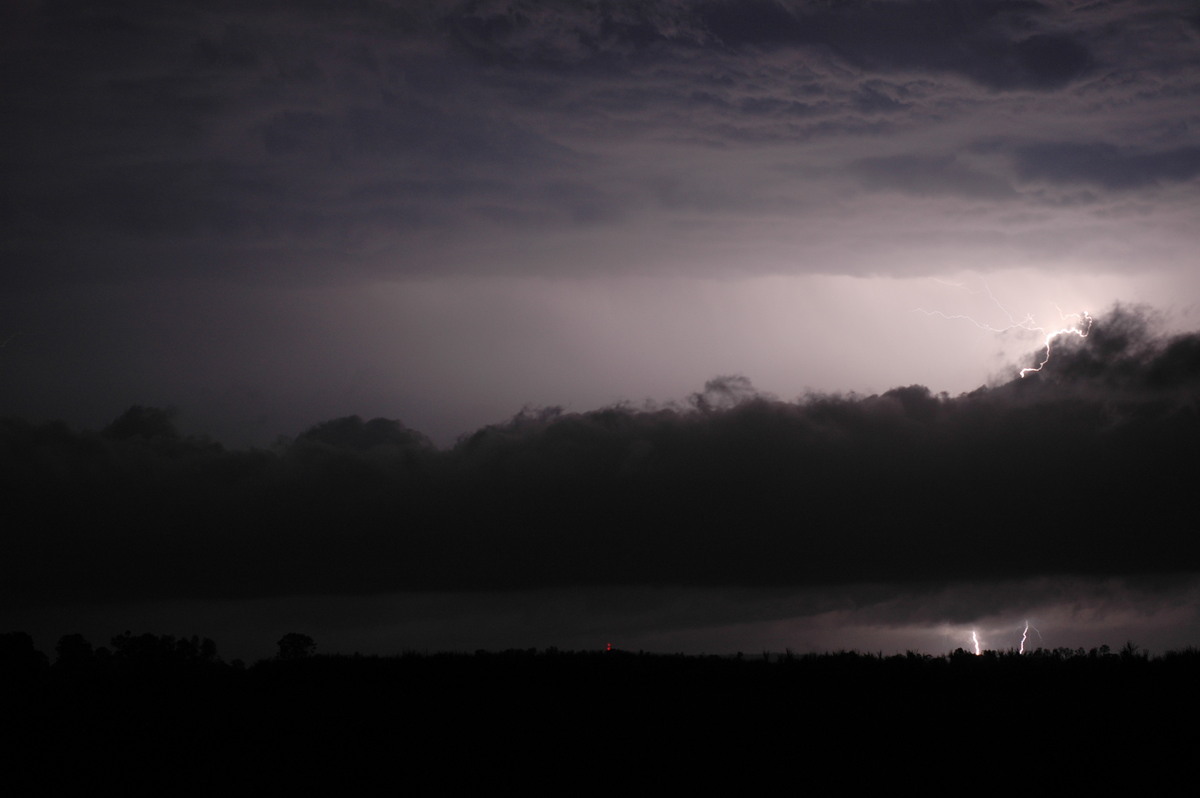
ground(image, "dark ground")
xmin=3 ymin=634 xmax=1196 ymax=793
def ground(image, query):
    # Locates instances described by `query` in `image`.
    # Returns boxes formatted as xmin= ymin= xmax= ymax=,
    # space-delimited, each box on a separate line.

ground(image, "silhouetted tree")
xmin=109 ymin=632 xmax=218 ymax=669
xmin=277 ymin=633 xmax=316 ymax=660
xmin=0 ymin=631 xmax=48 ymax=679
xmin=54 ymin=633 xmax=94 ymax=671
xmin=0 ymin=631 xmax=44 ymax=661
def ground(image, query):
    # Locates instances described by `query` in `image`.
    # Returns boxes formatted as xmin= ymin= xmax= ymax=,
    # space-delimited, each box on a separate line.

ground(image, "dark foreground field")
xmin=3 ymin=633 xmax=1198 ymax=793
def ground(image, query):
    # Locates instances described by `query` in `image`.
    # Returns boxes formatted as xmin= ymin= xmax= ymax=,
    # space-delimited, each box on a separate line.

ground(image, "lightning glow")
xmin=918 ymin=281 xmax=1092 ymax=378
xmin=1018 ymin=620 xmax=1045 ymax=654
xmin=1018 ymin=312 xmax=1093 ymax=377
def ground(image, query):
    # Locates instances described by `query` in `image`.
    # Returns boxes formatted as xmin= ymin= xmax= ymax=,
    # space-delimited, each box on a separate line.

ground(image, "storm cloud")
xmin=2 ymin=2 xmax=1199 ymax=655
xmin=4 ymin=306 xmax=1196 ymax=610
xmin=4 ymin=0 xmax=1198 ymax=287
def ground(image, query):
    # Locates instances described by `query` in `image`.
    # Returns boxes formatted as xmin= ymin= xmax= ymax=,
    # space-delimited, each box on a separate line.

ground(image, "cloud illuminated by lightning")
xmin=918 ymin=281 xmax=1091 ymax=378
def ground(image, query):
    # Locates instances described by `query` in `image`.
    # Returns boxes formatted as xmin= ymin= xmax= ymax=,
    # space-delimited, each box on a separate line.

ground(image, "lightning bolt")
xmin=1018 ymin=311 xmax=1092 ymax=377
xmin=1018 ymin=619 xmax=1045 ymax=654
xmin=971 ymin=631 xmax=981 ymax=656
xmin=918 ymin=281 xmax=1091 ymax=378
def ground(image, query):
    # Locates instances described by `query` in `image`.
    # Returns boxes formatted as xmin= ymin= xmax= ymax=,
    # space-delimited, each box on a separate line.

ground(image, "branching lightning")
xmin=918 ymin=281 xmax=1091 ymax=378
xmin=1017 ymin=312 xmax=1092 ymax=377
xmin=1017 ymin=619 xmax=1045 ymax=654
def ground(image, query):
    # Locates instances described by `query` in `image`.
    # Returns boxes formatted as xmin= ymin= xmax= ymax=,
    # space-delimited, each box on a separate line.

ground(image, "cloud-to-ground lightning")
xmin=957 ymin=620 xmax=1044 ymax=656
xmin=1019 ymin=620 xmax=1043 ymax=654
xmin=918 ymin=282 xmax=1091 ymax=378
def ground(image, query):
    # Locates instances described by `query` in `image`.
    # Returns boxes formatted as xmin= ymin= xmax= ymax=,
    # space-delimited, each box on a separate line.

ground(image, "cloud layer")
xmin=4 ymin=0 xmax=1199 ymax=286
xmin=4 ymin=305 xmax=1196 ymax=608
xmin=3 ymin=3 xmax=1197 ymax=656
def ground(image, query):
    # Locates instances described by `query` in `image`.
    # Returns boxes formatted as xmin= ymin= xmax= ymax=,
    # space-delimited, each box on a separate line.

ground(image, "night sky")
xmin=3 ymin=0 xmax=1200 ymax=661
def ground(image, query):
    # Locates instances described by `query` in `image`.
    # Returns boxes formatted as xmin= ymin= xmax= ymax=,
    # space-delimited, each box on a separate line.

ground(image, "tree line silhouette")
xmin=3 ymin=629 xmax=1196 ymax=793
xmin=4 ymin=627 xmax=1185 ymax=676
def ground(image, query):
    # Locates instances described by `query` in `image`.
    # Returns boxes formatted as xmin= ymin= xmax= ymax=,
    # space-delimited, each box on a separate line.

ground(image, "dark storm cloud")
xmin=1013 ymin=142 xmax=1200 ymax=190
xmin=440 ymin=0 xmax=1094 ymax=93
xmin=698 ymin=0 xmax=1094 ymax=90
xmin=5 ymin=0 xmax=1192 ymax=287
xmin=849 ymin=154 xmax=1017 ymax=199
xmin=3 ymin=306 xmax=1197 ymax=608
